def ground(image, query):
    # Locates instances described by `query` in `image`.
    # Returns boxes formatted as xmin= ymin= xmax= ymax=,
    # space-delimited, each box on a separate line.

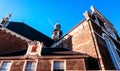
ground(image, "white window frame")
xmin=26 ymin=41 xmax=43 ymax=56
xmin=51 ymin=60 xmax=66 ymax=71
xmin=23 ymin=60 xmax=38 ymax=71
xmin=102 ymin=33 xmax=120 ymax=69
xmin=104 ymin=23 xmax=117 ymax=40
xmin=0 ymin=61 xmax=12 ymax=71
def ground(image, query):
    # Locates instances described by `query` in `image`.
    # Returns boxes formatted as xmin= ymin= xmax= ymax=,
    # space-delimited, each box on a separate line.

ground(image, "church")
xmin=0 ymin=6 xmax=120 ymax=71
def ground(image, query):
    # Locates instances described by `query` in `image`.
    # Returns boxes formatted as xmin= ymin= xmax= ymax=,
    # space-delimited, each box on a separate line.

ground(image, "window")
xmin=54 ymin=31 xmax=58 ymax=36
xmin=102 ymin=33 xmax=120 ymax=69
xmin=104 ymin=23 xmax=117 ymax=40
xmin=25 ymin=61 xmax=36 ymax=71
xmin=53 ymin=61 xmax=64 ymax=71
xmin=0 ymin=61 xmax=12 ymax=71
xmin=31 ymin=46 xmax=38 ymax=52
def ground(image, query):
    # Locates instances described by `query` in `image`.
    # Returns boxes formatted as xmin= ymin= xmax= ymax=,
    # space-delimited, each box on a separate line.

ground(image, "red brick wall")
xmin=37 ymin=58 xmax=86 ymax=71
xmin=37 ymin=59 xmax=51 ymax=71
xmin=0 ymin=57 xmax=86 ymax=71
xmin=66 ymin=59 xmax=86 ymax=70
xmin=0 ymin=30 xmax=28 ymax=54
xmin=10 ymin=60 xmax=24 ymax=71
xmin=61 ymin=21 xmax=98 ymax=58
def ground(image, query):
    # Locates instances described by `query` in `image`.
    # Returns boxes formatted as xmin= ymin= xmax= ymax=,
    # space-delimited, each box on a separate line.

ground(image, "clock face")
xmin=31 ymin=46 xmax=38 ymax=52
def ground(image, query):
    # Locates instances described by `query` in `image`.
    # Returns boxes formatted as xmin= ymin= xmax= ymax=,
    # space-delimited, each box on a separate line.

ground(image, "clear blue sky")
xmin=0 ymin=0 xmax=120 ymax=38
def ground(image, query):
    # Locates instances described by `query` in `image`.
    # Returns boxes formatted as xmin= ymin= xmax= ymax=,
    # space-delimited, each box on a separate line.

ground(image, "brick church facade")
xmin=0 ymin=6 xmax=120 ymax=71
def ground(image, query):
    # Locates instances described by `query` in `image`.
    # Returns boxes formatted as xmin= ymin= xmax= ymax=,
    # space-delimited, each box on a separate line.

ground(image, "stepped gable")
xmin=6 ymin=22 xmax=54 ymax=47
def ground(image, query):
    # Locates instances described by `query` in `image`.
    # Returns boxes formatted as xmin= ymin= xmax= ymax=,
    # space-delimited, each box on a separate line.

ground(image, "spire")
xmin=52 ymin=21 xmax=63 ymax=41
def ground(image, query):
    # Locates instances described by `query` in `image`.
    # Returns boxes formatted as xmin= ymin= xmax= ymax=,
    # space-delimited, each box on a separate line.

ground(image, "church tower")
xmin=52 ymin=21 xmax=63 ymax=41
xmin=51 ymin=6 xmax=120 ymax=70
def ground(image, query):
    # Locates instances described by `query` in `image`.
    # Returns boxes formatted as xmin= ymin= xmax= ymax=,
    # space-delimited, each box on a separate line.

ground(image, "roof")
xmin=6 ymin=21 xmax=54 ymax=47
xmin=41 ymin=48 xmax=86 ymax=56
xmin=0 ymin=47 xmax=87 ymax=57
xmin=0 ymin=49 xmax=27 ymax=56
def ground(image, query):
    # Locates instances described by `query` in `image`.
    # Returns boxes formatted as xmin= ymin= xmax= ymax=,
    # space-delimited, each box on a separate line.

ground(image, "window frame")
xmin=0 ymin=61 xmax=12 ymax=71
xmin=23 ymin=60 xmax=38 ymax=71
xmin=51 ymin=60 xmax=66 ymax=71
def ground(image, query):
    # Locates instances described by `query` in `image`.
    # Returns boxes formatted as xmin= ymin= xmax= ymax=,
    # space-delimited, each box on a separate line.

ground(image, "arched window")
xmin=104 ymin=23 xmax=117 ymax=40
xmin=102 ymin=33 xmax=120 ymax=69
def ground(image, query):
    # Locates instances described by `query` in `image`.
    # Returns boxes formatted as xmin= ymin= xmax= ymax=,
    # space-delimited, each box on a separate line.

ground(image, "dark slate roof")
xmin=6 ymin=21 xmax=54 ymax=47
xmin=0 ymin=49 xmax=27 ymax=56
xmin=41 ymin=48 xmax=85 ymax=56
xmin=0 ymin=48 xmax=86 ymax=57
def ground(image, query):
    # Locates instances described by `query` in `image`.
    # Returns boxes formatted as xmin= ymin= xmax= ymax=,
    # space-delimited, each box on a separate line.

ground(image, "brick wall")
xmin=37 ymin=59 xmax=51 ymax=71
xmin=37 ymin=58 xmax=86 ymax=71
xmin=0 ymin=57 xmax=86 ymax=71
xmin=10 ymin=60 xmax=24 ymax=71
xmin=61 ymin=20 xmax=98 ymax=58
xmin=0 ymin=30 xmax=28 ymax=54
xmin=66 ymin=59 xmax=86 ymax=70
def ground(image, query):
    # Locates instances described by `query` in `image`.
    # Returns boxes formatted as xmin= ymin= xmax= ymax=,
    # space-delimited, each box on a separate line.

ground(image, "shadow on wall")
xmin=85 ymin=57 xmax=100 ymax=70
xmin=62 ymin=35 xmax=73 ymax=49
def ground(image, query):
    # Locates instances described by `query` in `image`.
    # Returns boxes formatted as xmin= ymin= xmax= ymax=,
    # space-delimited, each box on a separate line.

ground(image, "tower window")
xmin=0 ymin=61 xmax=12 ymax=71
xmin=25 ymin=61 xmax=36 ymax=71
xmin=54 ymin=31 xmax=58 ymax=36
xmin=53 ymin=61 xmax=65 ymax=71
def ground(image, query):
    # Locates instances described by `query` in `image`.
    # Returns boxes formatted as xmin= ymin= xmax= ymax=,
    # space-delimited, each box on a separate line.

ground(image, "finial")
xmin=90 ymin=6 xmax=95 ymax=13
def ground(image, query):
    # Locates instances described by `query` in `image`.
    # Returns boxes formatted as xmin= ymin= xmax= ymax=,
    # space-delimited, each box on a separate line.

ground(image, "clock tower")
xmin=52 ymin=21 xmax=63 ymax=41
